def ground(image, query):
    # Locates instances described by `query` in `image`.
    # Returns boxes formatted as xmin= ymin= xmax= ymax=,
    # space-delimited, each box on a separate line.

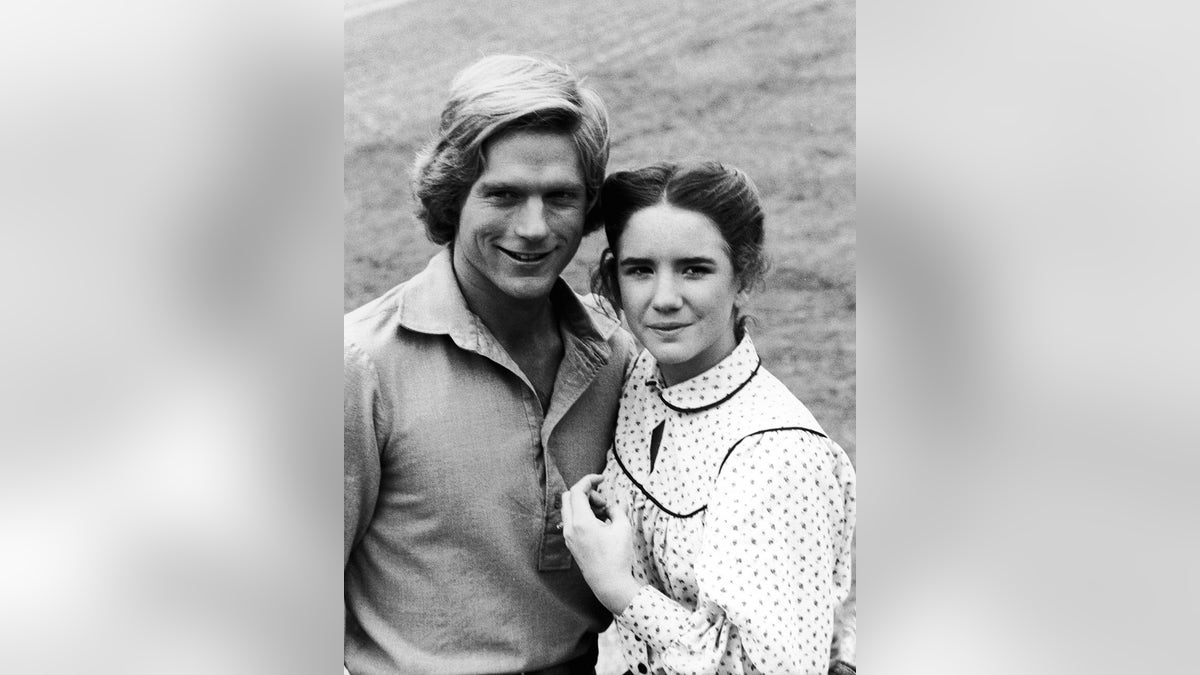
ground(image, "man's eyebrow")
xmin=474 ymin=179 xmax=516 ymax=191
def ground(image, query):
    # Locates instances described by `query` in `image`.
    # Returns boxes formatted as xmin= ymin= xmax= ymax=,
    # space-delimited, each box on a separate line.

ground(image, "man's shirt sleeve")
xmin=344 ymin=341 xmax=382 ymax=567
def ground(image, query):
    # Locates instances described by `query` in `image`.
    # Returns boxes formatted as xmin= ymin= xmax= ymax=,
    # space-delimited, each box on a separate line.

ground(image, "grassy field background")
xmin=345 ymin=0 xmax=855 ymax=670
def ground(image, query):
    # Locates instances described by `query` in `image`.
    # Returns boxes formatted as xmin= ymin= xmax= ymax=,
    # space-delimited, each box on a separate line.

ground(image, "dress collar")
xmin=649 ymin=333 xmax=762 ymax=413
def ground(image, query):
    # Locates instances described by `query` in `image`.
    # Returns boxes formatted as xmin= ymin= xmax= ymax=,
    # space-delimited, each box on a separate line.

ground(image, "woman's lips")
xmin=646 ymin=323 xmax=689 ymax=337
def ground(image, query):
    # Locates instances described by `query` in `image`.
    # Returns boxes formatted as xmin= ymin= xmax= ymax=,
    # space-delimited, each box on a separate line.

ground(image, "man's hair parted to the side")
xmin=411 ymin=54 xmax=611 ymax=246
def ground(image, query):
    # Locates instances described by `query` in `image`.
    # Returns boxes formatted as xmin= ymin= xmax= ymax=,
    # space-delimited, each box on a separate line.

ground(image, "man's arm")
xmin=343 ymin=343 xmax=383 ymax=675
xmin=344 ymin=342 xmax=383 ymax=567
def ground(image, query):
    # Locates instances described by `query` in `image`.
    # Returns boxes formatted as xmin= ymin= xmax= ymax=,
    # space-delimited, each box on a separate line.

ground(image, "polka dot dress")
xmin=600 ymin=334 xmax=856 ymax=675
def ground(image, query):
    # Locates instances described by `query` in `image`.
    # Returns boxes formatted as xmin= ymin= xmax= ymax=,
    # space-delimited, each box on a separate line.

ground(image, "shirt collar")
xmin=395 ymin=248 xmax=621 ymax=348
xmin=651 ymin=333 xmax=762 ymax=413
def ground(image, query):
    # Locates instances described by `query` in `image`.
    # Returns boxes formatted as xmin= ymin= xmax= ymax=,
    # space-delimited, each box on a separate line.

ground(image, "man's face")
xmin=453 ymin=129 xmax=587 ymax=307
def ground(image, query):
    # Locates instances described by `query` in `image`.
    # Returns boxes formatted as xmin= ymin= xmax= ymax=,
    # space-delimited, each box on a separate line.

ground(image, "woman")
xmin=560 ymin=162 xmax=856 ymax=674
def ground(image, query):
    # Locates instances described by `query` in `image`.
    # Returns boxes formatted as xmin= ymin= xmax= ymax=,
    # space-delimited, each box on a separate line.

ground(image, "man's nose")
xmin=513 ymin=199 xmax=551 ymax=240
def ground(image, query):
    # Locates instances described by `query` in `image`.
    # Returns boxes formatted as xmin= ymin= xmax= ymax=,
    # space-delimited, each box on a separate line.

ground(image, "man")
xmin=344 ymin=55 xmax=636 ymax=674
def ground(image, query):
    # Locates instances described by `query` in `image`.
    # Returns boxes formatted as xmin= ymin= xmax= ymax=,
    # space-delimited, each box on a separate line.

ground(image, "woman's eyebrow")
xmin=617 ymin=256 xmax=654 ymax=267
xmin=677 ymin=256 xmax=719 ymax=266
xmin=618 ymin=255 xmax=720 ymax=267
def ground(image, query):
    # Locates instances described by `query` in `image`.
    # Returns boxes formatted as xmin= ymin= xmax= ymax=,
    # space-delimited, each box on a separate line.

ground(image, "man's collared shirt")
xmin=344 ymin=249 xmax=636 ymax=674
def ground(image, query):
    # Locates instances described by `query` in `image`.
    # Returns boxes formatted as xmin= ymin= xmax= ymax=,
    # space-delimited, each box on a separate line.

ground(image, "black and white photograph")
xmin=5 ymin=0 xmax=1200 ymax=673
xmin=344 ymin=1 xmax=857 ymax=672
xmin=4 ymin=1 xmax=1200 ymax=674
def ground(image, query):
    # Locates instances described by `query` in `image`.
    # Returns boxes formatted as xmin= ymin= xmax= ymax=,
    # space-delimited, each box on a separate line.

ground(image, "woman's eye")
xmin=621 ymin=266 xmax=652 ymax=278
xmin=683 ymin=266 xmax=713 ymax=277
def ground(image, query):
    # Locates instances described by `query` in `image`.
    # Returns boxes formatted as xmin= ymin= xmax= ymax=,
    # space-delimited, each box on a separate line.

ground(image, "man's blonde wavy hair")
xmin=411 ymin=54 xmax=610 ymax=246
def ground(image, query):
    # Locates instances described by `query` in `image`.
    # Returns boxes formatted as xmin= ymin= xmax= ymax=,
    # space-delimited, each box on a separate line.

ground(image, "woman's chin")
xmin=648 ymin=348 xmax=702 ymax=378
xmin=638 ymin=337 xmax=683 ymax=363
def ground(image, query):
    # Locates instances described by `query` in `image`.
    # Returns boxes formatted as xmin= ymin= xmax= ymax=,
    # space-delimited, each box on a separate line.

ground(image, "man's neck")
xmin=452 ymin=263 xmax=559 ymax=348
xmin=451 ymin=261 xmax=564 ymax=412
xmin=473 ymin=293 xmax=557 ymax=347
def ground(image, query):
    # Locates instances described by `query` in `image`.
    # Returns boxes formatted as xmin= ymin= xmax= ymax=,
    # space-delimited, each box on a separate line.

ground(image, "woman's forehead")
xmin=620 ymin=203 xmax=729 ymax=259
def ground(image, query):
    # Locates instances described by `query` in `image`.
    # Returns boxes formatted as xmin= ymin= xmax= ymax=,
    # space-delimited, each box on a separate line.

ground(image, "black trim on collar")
xmin=612 ymin=425 xmax=829 ymax=520
xmin=655 ymin=358 xmax=763 ymax=414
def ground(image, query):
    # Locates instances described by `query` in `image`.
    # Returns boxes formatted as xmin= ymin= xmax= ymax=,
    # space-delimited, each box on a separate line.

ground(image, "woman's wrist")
xmin=596 ymin=574 xmax=642 ymax=615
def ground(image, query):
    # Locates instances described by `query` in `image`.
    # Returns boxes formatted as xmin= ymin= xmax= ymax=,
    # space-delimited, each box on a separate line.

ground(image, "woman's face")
xmin=616 ymin=202 xmax=741 ymax=386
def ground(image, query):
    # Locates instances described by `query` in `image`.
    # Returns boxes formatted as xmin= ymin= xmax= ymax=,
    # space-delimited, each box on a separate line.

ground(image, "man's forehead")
xmin=477 ymin=130 xmax=585 ymax=186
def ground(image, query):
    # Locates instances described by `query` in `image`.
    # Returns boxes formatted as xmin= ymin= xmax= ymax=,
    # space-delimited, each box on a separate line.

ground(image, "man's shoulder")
xmin=575 ymin=292 xmax=634 ymax=349
xmin=343 ymin=280 xmax=413 ymax=358
xmin=345 ymin=251 xmax=454 ymax=342
xmin=577 ymin=294 xmax=639 ymax=374
xmin=576 ymin=291 xmax=615 ymax=318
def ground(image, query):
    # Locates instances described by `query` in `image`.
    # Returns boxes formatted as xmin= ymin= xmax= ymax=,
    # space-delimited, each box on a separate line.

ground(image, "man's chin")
xmin=498 ymin=278 xmax=558 ymax=303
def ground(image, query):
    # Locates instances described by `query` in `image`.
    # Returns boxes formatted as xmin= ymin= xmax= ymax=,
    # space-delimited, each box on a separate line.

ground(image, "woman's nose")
xmin=651 ymin=275 xmax=683 ymax=311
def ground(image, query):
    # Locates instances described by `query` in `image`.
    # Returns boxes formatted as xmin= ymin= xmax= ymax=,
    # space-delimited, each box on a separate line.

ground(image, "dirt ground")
xmin=344 ymin=1 xmax=855 ymax=671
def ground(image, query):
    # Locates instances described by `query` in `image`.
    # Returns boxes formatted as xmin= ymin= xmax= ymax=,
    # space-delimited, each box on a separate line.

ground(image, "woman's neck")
xmin=658 ymin=331 xmax=739 ymax=387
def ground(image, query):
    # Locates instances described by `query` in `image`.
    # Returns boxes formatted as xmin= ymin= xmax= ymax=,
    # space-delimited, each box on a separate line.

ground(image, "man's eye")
xmin=548 ymin=191 xmax=581 ymax=205
xmin=487 ymin=190 xmax=519 ymax=201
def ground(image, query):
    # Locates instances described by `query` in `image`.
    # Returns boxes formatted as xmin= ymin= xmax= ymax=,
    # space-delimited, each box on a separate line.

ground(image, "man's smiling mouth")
xmin=498 ymin=247 xmax=553 ymax=263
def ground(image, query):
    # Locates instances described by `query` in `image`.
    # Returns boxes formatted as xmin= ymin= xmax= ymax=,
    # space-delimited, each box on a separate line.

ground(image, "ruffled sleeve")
xmin=614 ymin=429 xmax=856 ymax=674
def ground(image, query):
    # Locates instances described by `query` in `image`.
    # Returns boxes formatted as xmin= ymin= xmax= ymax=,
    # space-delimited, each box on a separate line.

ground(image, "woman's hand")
xmin=561 ymin=474 xmax=641 ymax=614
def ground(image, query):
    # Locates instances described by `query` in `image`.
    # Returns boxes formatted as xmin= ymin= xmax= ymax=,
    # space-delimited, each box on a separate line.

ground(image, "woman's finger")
xmin=568 ymin=480 xmax=599 ymax=525
xmin=607 ymin=501 xmax=630 ymax=528
xmin=560 ymin=490 xmax=573 ymax=530
xmin=569 ymin=473 xmax=604 ymax=493
xmin=588 ymin=490 xmax=608 ymax=519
